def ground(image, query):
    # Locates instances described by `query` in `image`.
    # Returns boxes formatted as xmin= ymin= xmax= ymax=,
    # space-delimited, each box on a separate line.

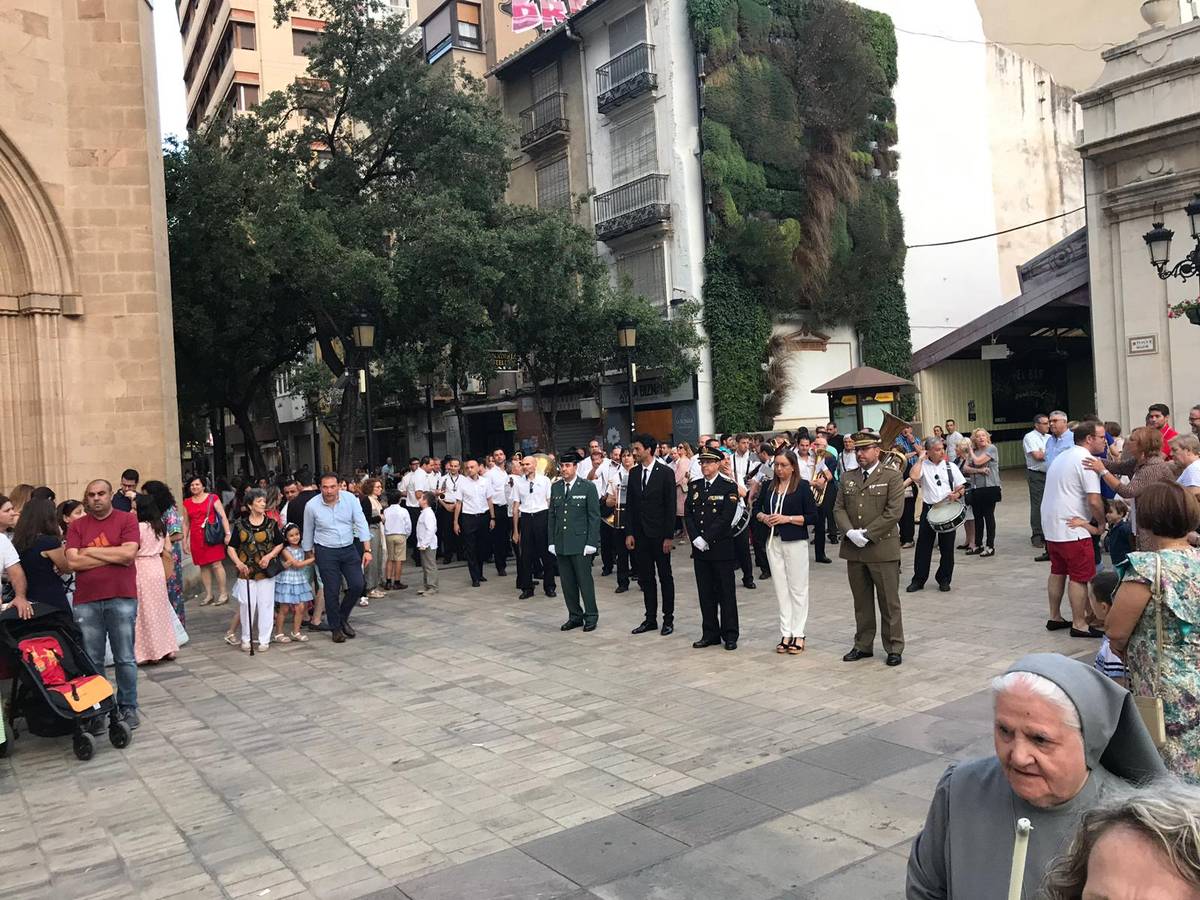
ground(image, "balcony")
xmin=596 ymin=43 xmax=657 ymax=114
xmin=594 ymin=174 xmax=670 ymax=242
xmin=519 ymin=93 xmax=569 ymax=154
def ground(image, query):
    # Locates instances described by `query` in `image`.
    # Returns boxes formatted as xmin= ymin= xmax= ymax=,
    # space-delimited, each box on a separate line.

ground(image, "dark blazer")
xmin=626 ymin=460 xmax=676 ymax=541
xmin=753 ymin=481 xmax=819 ymax=541
xmin=684 ymin=474 xmax=739 ymax=561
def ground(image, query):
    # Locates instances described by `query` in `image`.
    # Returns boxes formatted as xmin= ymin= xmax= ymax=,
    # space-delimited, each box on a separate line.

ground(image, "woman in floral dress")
xmin=144 ymin=480 xmax=186 ymax=626
xmin=133 ymin=495 xmax=180 ymax=664
xmin=1107 ymin=481 xmax=1200 ymax=782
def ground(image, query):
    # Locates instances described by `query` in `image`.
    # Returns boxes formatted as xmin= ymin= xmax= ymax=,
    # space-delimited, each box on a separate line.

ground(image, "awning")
xmin=810 ymin=366 xmax=915 ymax=394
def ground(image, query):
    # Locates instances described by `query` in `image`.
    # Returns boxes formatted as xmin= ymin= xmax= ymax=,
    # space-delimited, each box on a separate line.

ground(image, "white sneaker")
xmin=257 ymin=643 xmax=269 ymax=652
xmin=358 ymin=598 xmax=370 ymax=607
xmin=368 ymin=589 xmax=386 ymax=599
xmin=240 ymin=642 xmax=250 ymax=652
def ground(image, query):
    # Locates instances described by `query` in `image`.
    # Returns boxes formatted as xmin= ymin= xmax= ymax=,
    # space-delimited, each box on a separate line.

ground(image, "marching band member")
xmin=585 ymin=447 xmax=618 ymax=576
xmin=485 ymin=448 xmax=511 ymax=577
xmin=607 ymin=449 xmax=635 ymax=595
xmin=436 ymin=457 xmax=462 ymax=565
xmin=730 ymin=433 xmax=758 ymax=590
xmin=513 ymin=455 xmax=555 ymax=599
xmin=453 ymin=459 xmax=493 ymax=588
xmin=907 ymin=438 xmax=966 ymax=594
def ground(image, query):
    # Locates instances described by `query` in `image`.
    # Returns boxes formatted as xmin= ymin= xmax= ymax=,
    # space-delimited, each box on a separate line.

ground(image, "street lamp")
xmin=1143 ymin=194 xmax=1200 ymax=281
xmin=351 ymin=310 xmax=376 ymax=471
xmin=616 ymin=317 xmax=637 ymax=441
xmin=421 ymin=372 xmax=436 ymax=458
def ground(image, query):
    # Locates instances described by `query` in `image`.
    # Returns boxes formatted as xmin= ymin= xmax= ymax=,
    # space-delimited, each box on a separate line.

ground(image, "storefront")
xmin=600 ymin=374 xmax=699 ymax=447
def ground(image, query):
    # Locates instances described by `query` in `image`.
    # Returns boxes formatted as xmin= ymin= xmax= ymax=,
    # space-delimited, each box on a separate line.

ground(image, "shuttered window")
xmin=611 ymin=113 xmax=656 ymax=185
xmin=536 ymin=157 xmax=570 ymax=210
xmin=615 ymin=244 xmax=667 ymax=311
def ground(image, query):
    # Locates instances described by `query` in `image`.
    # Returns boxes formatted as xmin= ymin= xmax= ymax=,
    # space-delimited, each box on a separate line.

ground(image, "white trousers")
xmin=236 ymin=576 xmax=276 ymax=646
xmin=766 ymin=536 xmax=811 ymax=637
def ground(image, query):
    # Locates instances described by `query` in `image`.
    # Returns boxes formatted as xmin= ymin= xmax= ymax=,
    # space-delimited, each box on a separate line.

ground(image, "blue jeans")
xmin=74 ymin=597 xmax=138 ymax=710
xmin=314 ymin=544 xmax=364 ymax=631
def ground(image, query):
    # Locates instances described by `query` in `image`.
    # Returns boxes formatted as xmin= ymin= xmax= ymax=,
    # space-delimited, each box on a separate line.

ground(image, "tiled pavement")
xmin=0 ymin=474 xmax=1091 ymax=898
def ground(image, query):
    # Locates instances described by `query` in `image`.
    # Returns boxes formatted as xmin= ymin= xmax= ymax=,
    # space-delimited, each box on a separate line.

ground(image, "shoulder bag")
xmin=1133 ymin=553 xmax=1168 ymax=748
xmin=202 ymin=495 xmax=225 ymax=546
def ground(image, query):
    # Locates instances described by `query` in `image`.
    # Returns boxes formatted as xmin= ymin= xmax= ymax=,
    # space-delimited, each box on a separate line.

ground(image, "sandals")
xmin=358 ymin=598 xmax=370 ymax=608
xmin=214 ymin=595 xmax=229 ymax=606
xmin=787 ymin=637 xmax=805 ymax=655
xmin=776 ymin=638 xmax=790 ymax=654
xmin=200 ymin=596 xmax=215 ymax=606
xmin=979 ymin=548 xmax=995 ymax=558
xmin=274 ymin=633 xmax=292 ymax=644
xmin=224 ymin=633 xmax=239 ymax=646
xmin=965 ymin=547 xmax=983 ymax=555
xmin=290 ymin=631 xmax=309 ymax=642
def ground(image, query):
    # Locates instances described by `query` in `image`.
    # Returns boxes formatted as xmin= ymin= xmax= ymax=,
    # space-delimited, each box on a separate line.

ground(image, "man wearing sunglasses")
xmin=906 ymin=438 xmax=966 ymax=594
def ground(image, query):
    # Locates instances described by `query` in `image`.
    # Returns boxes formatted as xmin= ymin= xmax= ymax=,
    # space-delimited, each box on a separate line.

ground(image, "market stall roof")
xmin=810 ymin=366 xmax=916 ymax=394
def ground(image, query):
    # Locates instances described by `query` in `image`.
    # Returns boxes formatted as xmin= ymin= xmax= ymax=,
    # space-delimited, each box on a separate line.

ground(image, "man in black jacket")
xmin=685 ymin=450 xmax=741 ymax=650
xmin=625 ymin=433 xmax=678 ymax=636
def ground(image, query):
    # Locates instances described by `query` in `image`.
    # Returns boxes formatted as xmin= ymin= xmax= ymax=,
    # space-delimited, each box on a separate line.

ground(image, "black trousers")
xmin=822 ymin=480 xmax=839 ymax=542
xmin=911 ymin=502 xmax=956 ymax=588
xmin=407 ymin=506 xmax=420 ymax=553
xmin=636 ymin=536 xmax=675 ymax=624
xmin=970 ymin=486 xmax=1001 ymax=549
xmin=461 ymin=513 xmax=490 ymax=583
xmin=517 ymin=511 xmax=556 ymax=594
xmin=694 ymin=556 xmax=737 ymax=642
xmin=437 ymin=503 xmax=459 ymax=563
xmin=614 ymin=526 xmax=632 ymax=589
xmin=750 ymin=518 xmax=771 ymax=575
xmin=491 ymin=507 xmax=510 ymax=574
xmin=733 ymin=528 xmax=753 ymax=584
xmin=600 ymin=520 xmax=617 ymax=573
xmin=900 ymin=494 xmax=917 ymax=545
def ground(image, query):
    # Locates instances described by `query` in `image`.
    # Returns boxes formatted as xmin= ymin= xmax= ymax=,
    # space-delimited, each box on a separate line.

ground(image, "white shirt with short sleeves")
xmin=1178 ymin=459 xmax=1200 ymax=488
xmin=514 ymin=474 xmax=552 ymax=514
xmin=458 ymin=476 xmax=491 ymax=516
xmin=1041 ymin=444 xmax=1102 ymax=543
xmin=1023 ymin=429 xmax=1049 ymax=473
xmin=0 ymin=533 xmax=18 ymax=571
xmin=918 ymin=456 xmax=965 ymax=505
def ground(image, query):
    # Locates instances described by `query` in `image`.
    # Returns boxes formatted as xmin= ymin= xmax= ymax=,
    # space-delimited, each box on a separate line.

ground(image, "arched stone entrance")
xmin=0 ymin=128 xmax=79 ymax=491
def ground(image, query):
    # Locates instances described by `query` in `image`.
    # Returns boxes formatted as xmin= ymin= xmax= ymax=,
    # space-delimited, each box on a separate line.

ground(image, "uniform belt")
xmin=521 ymin=510 xmax=548 ymax=517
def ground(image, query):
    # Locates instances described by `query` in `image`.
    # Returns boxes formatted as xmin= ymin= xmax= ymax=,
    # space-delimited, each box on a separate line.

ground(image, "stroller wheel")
xmin=73 ymin=731 xmax=95 ymax=761
xmin=109 ymin=719 xmax=132 ymax=749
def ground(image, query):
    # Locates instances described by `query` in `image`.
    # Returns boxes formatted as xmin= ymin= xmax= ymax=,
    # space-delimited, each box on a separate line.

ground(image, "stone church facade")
xmin=0 ymin=0 xmax=179 ymax=495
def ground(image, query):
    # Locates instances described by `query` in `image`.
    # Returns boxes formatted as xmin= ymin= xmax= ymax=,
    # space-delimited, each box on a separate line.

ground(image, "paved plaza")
xmin=1 ymin=476 xmax=1093 ymax=899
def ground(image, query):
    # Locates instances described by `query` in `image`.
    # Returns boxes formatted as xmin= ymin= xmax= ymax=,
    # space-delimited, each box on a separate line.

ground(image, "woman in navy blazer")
xmin=754 ymin=449 xmax=819 ymax=654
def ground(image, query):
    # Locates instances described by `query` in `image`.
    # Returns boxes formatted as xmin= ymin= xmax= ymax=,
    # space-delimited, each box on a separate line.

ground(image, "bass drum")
xmin=730 ymin=503 xmax=751 ymax=537
xmin=927 ymin=499 xmax=967 ymax=533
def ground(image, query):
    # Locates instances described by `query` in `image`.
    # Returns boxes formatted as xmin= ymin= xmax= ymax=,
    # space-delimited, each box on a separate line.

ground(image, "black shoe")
xmin=472 ymin=581 xmax=481 ymax=588
xmin=120 ymin=708 xmax=141 ymax=730
xmin=1034 ymin=552 xmax=1050 ymax=562
xmin=561 ymin=620 xmax=584 ymax=631
xmin=660 ymin=623 xmax=673 ymax=636
xmin=693 ymin=637 xmax=721 ymax=648
xmin=631 ymin=622 xmax=657 ymax=634
xmin=519 ymin=589 xmax=535 ymax=599
xmin=615 ymin=585 xmax=629 ymax=594
xmin=1070 ymin=627 xmax=1104 ymax=639
xmin=86 ymin=716 xmax=106 ymax=736
xmin=341 ymin=622 xmax=356 ymax=639
xmin=815 ymin=557 xmax=833 ymax=564
xmin=886 ymin=653 xmax=902 ymax=667
xmin=842 ymin=648 xmax=874 ymax=662
xmin=479 ymin=576 xmax=487 ymax=582
xmin=545 ymin=588 xmax=557 ymax=598
xmin=905 ymin=582 xmax=923 ymax=593
xmin=583 ymin=623 xmax=597 ymax=632
xmin=742 ymin=579 xmax=756 ymax=589
xmin=758 ymin=570 xmax=771 ymax=581
xmin=724 ymin=640 xmax=737 ymax=651
xmin=938 ymin=583 xmax=951 ymax=593
xmin=397 ymin=582 xmax=408 ymax=590
xmin=332 ymin=629 xmax=346 ymax=643
xmin=497 ymin=569 xmax=507 ymax=577
xmin=601 ymin=568 xmax=612 ymax=577
xmin=1046 ymin=618 xmax=1072 ymax=631
xmin=1032 ymin=536 xmax=1045 ymax=548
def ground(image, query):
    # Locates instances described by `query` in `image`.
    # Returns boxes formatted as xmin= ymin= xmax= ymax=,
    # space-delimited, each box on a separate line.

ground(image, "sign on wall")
xmin=508 ymin=0 xmax=593 ymax=33
xmin=1127 ymin=334 xmax=1158 ymax=356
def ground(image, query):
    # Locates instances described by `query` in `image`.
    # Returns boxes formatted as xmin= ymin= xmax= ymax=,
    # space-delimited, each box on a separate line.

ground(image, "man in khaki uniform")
xmin=833 ymin=430 xmax=907 ymax=666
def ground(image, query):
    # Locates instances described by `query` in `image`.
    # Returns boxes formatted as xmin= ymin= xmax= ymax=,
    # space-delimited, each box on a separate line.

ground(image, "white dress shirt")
xmin=416 ymin=507 xmax=438 ymax=550
xmin=458 ymin=476 xmax=491 ymax=516
xmin=587 ymin=459 xmax=614 ymax=498
xmin=688 ymin=457 xmax=702 ymax=482
xmin=439 ymin=473 xmax=462 ymax=505
xmin=731 ymin=451 xmax=756 ymax=487
xmin=515 ymin=474 xmax=552 ymax=514
xmin=917 ymin=456 xmax=965 ymax=505
xmin=484 ymin=466 xmax=510 ymax=507
xmin=1023 ymin=429 xmax=1049 ymax=473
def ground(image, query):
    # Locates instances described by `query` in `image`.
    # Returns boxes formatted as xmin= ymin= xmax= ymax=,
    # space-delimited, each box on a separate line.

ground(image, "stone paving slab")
xmin=0 ymin=477 xmax=1088 ymax=897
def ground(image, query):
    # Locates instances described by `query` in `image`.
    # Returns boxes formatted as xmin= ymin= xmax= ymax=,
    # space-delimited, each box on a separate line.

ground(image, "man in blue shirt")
xmin=303 ymin=472 xmax=372 ymax=643
xmin=1042 ymin=410 xmax=1073 ymax=468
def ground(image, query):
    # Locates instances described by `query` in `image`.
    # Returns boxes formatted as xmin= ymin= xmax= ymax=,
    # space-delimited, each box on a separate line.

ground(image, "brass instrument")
xmin=878 ymin=411 xmax=915 ymax=472
xmin=602 ymin=468 xmax=627 ymax=529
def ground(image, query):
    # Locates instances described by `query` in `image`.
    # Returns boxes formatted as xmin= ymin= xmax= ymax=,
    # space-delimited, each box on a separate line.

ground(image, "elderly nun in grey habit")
xmin=906 ymin=653 xmax=1167 ymax=899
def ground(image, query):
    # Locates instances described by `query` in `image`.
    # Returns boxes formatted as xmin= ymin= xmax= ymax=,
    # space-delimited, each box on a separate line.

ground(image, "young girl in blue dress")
xmin=274 ymin=524 xmax=314 ymax=643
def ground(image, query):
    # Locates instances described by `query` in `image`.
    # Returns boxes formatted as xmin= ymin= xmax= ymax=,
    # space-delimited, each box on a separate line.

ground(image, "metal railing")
xmin=519 ymin=92 xmax=569 ymax=149
xmin=594 ymin=173 xmax=670 ymax=240
xmin=596 ymin=43 xmax=656 ymax=112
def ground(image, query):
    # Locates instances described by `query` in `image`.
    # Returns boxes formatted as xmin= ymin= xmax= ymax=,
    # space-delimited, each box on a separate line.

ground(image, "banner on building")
xmin=511 ymin=0 xmax=542 ymax=33
xmin=507 ymin=0 xmax=592 ymax=33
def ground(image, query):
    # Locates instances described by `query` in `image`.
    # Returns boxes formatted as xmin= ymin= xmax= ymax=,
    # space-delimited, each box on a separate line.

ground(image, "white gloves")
xmin=548 ymin=544 xmax=556 ymax=556
xmin=846 ymin=528 xmax=869 ymax=548
xmin=692 ymin=536 xmax=710 ymax=552
xmin=583 ymin=545 xmax=596 ymax=556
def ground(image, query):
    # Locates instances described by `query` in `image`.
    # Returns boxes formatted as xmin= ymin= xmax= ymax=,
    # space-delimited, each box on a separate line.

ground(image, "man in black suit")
xmin=685 ymin=449 xmax=740 ymax=650
xmin=625 ymin=433 xmax=677 ymax=636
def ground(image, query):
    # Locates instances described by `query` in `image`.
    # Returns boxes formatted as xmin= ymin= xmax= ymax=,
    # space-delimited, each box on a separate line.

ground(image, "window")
xmin=611 ymin=112 xmax=656 ymax=184
xmin=536 ymin=157 xmax=570 ymax=210
xmin=293 ymin=28 xmax=321 ymax=56
xmin=531 ymin=62 xmax=559 ymax=101
xmin=232 ymin=83 xmax=259 ymax=111
xmin=615 ymin=245 xmax=667 ymax=311
xmin=234 ymin=22 xmax=256 ymax=50
xmin=423 ymin=5 xmax=452 ymax=62
xmin=456 ymin=2 xmax=481 ymax=50
xmin=608 ymin=10 xmax=646 ymax=57
xmin=423 ymin=1 xmax=482 ymax=63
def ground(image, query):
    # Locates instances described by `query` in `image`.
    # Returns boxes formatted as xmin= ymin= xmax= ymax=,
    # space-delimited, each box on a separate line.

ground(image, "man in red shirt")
xmin=66 ymin=479 xmax=141 ymax=729
xmin=1148 ymin=403 xmax=1179 ymax=460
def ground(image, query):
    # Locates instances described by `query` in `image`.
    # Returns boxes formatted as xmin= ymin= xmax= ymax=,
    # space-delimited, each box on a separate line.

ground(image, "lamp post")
xmin=351 ymin=310 xmax=376 ymax=472
xmin=616 ymin=317 xmax=637 ymax=441
xmin=1143 ymin=194 xmax=1200 ymax=282
xmin=422 ymin=373 xmax=436 ymax=458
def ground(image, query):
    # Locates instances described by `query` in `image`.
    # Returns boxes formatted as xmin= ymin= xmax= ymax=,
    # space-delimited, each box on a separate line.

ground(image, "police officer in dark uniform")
xmin=685 ymin=449 xmax=741 ymax=650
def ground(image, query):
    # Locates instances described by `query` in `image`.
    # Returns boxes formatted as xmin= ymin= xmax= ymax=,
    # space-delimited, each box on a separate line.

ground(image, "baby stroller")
xmin=0 ymin=603 xmax=132 ymax=761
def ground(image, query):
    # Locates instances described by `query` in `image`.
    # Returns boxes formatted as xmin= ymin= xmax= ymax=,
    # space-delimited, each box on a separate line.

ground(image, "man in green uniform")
xmin=833 ymin=429 xmax=907 ymax=666
xmin=549 ymin=451 xmax=602 ymax=632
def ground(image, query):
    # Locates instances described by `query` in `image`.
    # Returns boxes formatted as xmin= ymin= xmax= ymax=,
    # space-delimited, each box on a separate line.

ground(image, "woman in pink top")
xmin=133 ymin=495 xmax=180 ymax=664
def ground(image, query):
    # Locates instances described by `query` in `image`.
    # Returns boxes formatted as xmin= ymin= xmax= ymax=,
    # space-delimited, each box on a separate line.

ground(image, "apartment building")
xmin=485 ymin=0 xmax=715 ymax=446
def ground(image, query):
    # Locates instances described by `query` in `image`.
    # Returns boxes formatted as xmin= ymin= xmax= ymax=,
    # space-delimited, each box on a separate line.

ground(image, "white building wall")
xmin=771 ymin=324 xmax=858 ymax=432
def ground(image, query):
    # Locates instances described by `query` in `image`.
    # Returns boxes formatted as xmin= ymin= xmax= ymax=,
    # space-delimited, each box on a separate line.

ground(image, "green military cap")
xmin=851 ymin=429 xmax=881 ymax=447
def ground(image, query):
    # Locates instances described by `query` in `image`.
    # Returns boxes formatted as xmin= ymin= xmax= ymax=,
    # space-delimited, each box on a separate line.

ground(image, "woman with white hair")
xmin=907 ymin=653 xmax=1166 ymax=899
xmin=1040 ymin=780 xmax=1200 ymax=899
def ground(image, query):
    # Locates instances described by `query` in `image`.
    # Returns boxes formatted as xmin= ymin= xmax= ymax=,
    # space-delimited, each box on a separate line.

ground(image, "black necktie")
xmin=643 ymin=467 xmax=650 ymax=488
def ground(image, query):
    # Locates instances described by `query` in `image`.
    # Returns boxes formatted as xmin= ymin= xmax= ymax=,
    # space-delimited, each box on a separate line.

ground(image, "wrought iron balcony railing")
xmin=519 ymin=92 xmax=569 ymax=153
xmin=596 ymin=43 xmax=657 ymax=113
xmin=594 ymin=173 xmax=670 ymax=241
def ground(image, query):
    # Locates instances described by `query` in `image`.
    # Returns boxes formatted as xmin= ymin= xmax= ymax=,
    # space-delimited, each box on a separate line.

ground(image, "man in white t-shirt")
xmin=1172 ymin=433 xmax=1200 ymax=494
xmin=0 ymin=533 xmax=31 ymax=619
xmin=906 ymin=438 xmax=966 ymax=593
xmin=1042 ymin=421 xmax=1107 ymax=638
xmin=1023 ymin=414 xmax=1050 ymax=550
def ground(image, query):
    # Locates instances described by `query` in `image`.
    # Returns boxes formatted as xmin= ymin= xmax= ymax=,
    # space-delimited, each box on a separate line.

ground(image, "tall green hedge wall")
xmin=691 ymin=0 xmax=913 ymax=429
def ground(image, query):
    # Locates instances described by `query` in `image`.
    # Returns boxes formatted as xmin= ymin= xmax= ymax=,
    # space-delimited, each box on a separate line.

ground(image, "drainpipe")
xmin=565 ymin=21 xmax=597 ymax=210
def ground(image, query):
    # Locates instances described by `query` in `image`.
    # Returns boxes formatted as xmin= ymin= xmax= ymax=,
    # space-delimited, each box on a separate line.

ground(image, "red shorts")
xmin=1047 ymin=539 xmax=1095 ymax=584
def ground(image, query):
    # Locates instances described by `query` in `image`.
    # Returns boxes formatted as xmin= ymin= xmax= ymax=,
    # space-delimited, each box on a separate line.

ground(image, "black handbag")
xmin=202 ymin=496 xmax=224 ymax=545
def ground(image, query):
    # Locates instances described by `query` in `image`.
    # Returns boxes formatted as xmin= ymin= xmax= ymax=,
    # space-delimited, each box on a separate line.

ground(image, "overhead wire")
xmin=906 ymin=207 xmax=1086 ymax=249
xmin=892 ymin=26 xmax=1115 ymax=53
